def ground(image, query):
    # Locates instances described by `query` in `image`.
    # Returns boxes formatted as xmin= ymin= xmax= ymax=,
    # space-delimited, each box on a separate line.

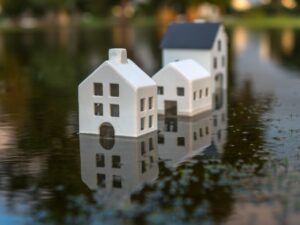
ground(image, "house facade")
xmin=78 ymin=49 xmax=157 ymax=137
xmin=153 ymin=59 xmax=212 ymax=117
xmin=161 ymin=22 xmax=228 ymax=93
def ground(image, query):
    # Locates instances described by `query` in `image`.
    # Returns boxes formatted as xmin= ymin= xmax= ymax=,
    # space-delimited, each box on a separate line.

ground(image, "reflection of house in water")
xmin=79 ymin=132 xmax=159 ymax=205
xmin=158 ymin=87 xmax=228 ymax=167
xmin=158 ymin=112 xmax=212 ymax=167
xmin=212 ymin=88 xmax=228 ymax=153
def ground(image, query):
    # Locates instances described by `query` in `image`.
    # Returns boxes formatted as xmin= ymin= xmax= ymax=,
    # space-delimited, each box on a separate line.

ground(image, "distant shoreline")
xmin=1 ymin=15 xmax=300 ymax=31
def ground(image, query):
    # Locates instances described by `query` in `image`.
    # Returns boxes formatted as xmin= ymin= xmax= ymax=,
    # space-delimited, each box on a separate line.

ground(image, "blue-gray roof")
xmin=160 ymin=22 xmax=221 ymax=50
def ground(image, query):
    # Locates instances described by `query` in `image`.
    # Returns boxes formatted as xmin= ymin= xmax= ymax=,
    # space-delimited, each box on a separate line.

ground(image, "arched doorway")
xmin=99 ymin=123 xmax=115 ymax=150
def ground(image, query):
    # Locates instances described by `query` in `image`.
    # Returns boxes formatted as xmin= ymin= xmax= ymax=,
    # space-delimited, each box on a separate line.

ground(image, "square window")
xmin=96 ymin=154 xmax=105 ymax=167
xmin=158 ymin=86 xmax=164 ymax=95
xmin=94 ymin=83 xmax=103 ymax=96
xmin=177 ymin=87 xmax=184 ymax=96
xmin=205 ymin=88 xmax=209 ymax=96
xmin=112 ymin=175 xmax=122 ymax=188
xmin=140 ymin=98 xmax=145 ymax=111
xmin=141 ymin=117 xmax=145 ymax=131
xmin=149 ymin=138 xmax=154 ymax=150
xmin=112 ymin=155 xmax=121 ymax=168
xmin=141 ymin=141 xmax=146 ymax=155
xmin=193 ymin=91 xmax=196 ymax=100
xmin=149 ymin=97 xmax=153 ymax=109
xmin=110 ymin=83 xmax=119 ymax=97
xmin=97 ymin=174 xmax=105 ymax=188
xmin=177 ymin=137 xmax=185 ymax=146
xmin=149 ymin=115 xmax=153 ymax=128
xmin=110 ymin=104 xmax=119 ymax=117
xmin=199 ymin=89 xmax=202 ymax=98
xmin=94 ymin=103 xmax=103 ymax=116
xmin=158 ymin=134 xmax=164 ymax=144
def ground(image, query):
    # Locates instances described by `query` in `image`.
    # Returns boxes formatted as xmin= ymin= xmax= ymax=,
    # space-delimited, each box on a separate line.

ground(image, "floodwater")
xmin=0 ymin=25 xmax=300 ymax=225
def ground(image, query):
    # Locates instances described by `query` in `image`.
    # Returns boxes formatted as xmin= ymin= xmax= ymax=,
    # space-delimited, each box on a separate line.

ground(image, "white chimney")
xmin=194 ymin=19 xmax=206 ymax=23
xmin=109 ymin=48 xmax=128 ymax=64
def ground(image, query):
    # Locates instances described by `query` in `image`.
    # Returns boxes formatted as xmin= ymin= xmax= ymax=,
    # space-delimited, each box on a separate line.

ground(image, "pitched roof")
xmin=106 ymin=59 xmax=155 ymax=89
xmin=160 ymin=22 xmax=221 ymax=50
xmin=82 ymin=59 xmax=155 ymax=90
xmin=169 ymin=59 xmax=210 ymax=81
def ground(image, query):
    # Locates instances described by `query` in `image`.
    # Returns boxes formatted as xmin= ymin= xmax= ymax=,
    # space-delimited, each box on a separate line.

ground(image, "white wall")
xmin=136 ymin=86 xmax=158 ymax=137
xmin=211 ymin=25 xmax=228 ymax=91
xmin=153 ymin=67 xmax=191 ymax=116
xmin=163 ymin=49 xmax=211 ymax=72
xmin=191 ymin=78 xmax=213 ymax=115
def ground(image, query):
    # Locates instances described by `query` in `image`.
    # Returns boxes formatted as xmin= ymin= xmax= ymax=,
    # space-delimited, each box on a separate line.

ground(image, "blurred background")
xmin=1 ymin=1 xmax=300 ymax=225
xmin=0 ymin=0 xmax=300 ymax=29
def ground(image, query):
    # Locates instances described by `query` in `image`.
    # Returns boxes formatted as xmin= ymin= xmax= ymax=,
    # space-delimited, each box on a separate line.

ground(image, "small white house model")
xmin=153 ymin=59 xmax=212 ymax=117
xmin=78 ymin=48 xmax=157 ymax=137
xmin=161 ymin=21 xmax=228 ymax=92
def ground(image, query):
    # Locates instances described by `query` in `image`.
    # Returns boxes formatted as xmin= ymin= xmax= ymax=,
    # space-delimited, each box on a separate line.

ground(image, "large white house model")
xmin=78 ymin=48 xmax=157 ymax=137
xmin=153 ymin=59 xmax=212 ymax=117
xmin=161 ymin=21 xmax=228 ymax=92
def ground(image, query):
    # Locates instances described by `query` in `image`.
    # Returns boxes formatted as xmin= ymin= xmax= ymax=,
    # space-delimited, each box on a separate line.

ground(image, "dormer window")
xmin=94 ymin=83 xmax=103 ymax=96
xmin=110 ymin=83 xmax=119 ymax=97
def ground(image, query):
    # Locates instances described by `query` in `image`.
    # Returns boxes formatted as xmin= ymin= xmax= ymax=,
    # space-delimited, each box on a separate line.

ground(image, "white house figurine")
xmin=153 ymin=59 xmax=212 ymax=117
xmin=161 ymin=21 xmax=228 ymax=93
xmin=78 ymin=48 xmax=157 ymax=137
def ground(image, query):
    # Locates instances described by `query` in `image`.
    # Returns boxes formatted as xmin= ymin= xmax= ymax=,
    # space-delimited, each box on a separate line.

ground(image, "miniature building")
xmin=78 ymin=48 xmax=157 ymax=137
xmin=157 ymin=112 xmax=212 ymax=168
xmin=160 ymin=21 xmax=228 ymax=92
xmin=79 ymin=132 xmax=159 ymax=206
xmin=153 ymin=59 xmax=212 ymax=117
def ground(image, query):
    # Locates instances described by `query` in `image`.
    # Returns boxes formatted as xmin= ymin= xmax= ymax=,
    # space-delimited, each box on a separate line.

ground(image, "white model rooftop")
xmin=169 ymin=59 xmax=210 ymax=81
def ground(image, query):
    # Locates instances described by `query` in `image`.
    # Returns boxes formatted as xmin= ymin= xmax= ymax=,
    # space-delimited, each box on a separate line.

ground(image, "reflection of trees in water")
xmin=265 ymin=29 xmax=300 ymax=72
xmin=0 ymin=26 xmax=161 ymax=224
xmin=223 ymin=79 xmax=272 ymax=173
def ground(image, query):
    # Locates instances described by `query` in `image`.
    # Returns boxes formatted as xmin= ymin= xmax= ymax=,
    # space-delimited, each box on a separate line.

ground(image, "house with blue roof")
xmin=161 ymin=21 xmax=228 ymax=92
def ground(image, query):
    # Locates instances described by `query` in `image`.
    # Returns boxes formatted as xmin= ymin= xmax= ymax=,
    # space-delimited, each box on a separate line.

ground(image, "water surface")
xmin=0 ymin=25 xmax=300 ymax=225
